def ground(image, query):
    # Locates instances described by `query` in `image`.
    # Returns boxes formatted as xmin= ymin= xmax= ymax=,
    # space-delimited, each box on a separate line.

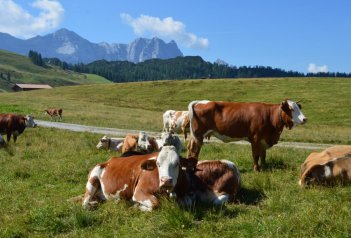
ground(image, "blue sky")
xmin=0 ymin=0 xmax=350 ymax=73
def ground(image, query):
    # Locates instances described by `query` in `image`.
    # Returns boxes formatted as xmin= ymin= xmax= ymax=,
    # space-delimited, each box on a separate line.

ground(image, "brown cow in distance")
xmin=44 ymin=108 xmax=62 ymax=120
xmin=0 ymin=114 xmax=37 ymax=142
xmin=187 ymin=99 xmax=307 ymax=171
xmin=122 ymin=132 xmax=159 ymax=154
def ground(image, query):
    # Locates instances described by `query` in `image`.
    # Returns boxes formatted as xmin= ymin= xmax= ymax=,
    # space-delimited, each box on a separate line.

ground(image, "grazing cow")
xmin=299 ymin=145 xmax=351 ymax=186
xmin=44 ymin=108 xmax=62 ymax=120
xmin=96 ymin=135 xmax=124 ymax=152
xmin=187 ymin=99 xmax=307 ymax=171
xmin=170 ymin=111 xmax=190 ymax=140
xmin=82 ymin=146 xmax=198 ymax=211
xmin=156 ymin=132 xmax=184 ymax=154
xmin=0 ymin=134 xmax=5 ymax=147
xmin=121 ymin=132 xmax=159 ymax=154
xmin=162 ymin=110 xmax=176 ymax=132
xmin=0 ymin=114 xmax=37 ymax=142
xmin=186 ymin=159 xmax=241 ymax=205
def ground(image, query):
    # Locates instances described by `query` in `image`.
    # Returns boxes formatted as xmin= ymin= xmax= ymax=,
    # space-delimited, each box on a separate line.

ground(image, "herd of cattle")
xmin=1 ymin=100 xmax=351 ymax=211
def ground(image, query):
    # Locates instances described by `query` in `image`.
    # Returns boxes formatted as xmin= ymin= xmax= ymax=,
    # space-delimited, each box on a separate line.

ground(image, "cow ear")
xmin=280 ymin=100 xmax=290 ymax=112
xmin=141 ymin=160 xmax=156 ymax=171
xmin=180 ymin=157 xmax=198 ymax=169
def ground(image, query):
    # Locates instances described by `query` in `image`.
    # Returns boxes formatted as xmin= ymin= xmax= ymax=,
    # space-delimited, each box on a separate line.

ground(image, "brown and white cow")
xmin=82 ymin=146 xmax=197 ymax=211
xmin=170 ymin=111 xmax=190 ymax=140
xmin=188 ymin=159 xmax=241 ymax=205
xmin=299 ymin=145 xmax=351 ymax=186
xmin=187 ymin=99 xmax=307 ymax=171
xmin=121 ymin=131 xmax=159 ymax=154
xmin=0 ymin=114 xmax=37 ymax=142
xmin=96 ymin=135 xmax=124 ymax=152
xmin=44 ymin=108 xmax=63 ymax=120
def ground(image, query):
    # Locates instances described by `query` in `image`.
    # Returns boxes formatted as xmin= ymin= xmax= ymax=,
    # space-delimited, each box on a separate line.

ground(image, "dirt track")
xmin=35 ymin=119 xmax=338 ymax=151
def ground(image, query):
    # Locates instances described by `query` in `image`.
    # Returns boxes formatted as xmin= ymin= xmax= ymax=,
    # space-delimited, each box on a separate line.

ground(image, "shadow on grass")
xmin=263 ymin=159 xmax=289 ymax=171
xmin=1 ymin=144 xmax=15 ymax=156
xmin=236 ymin=187 xmax=266 ymax=205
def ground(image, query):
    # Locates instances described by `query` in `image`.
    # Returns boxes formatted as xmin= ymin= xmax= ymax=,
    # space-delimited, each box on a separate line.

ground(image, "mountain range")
xmin=0 ymin=28 xmax=183 ymax=64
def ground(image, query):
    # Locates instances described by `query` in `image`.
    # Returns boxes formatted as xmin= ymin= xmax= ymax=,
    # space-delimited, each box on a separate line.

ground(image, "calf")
xmin=83 ymin=146 xmax=197 ymax=211
xmin=96 ymin=135 xmax=124 ymax=152
xmin=44 ymin=108 xmax=62 ymax=120
xmin=188 ymin=159 xmax=241 ymax=205
xmin=187 ymin=99 xmax=307 ymax=171
xmin=0 ymin=114 xmax=37 ymax=142
xmin=121 ymin=131 xmax=158 ymax=154
xmin=299 ymin=145 xmax=351 ymax=186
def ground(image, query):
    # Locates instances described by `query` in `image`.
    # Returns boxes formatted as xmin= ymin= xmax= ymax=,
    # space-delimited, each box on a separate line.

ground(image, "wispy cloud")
xmin=0 ymin=0 xmax=64 ymax=38
xmin=120 ymin=13 xmax=209 ymax=49
xmin=308 ymin=63 xmax=328 ymax=73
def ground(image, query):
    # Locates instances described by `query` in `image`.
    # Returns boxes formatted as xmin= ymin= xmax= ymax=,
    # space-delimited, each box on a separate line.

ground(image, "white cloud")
xmin=121 ymin=13 xmax=209 ymax=49
xmin=0 ymin=0 xmax=64 ymax=38
xmin=308 ymin=63 xmax=328 ymax=73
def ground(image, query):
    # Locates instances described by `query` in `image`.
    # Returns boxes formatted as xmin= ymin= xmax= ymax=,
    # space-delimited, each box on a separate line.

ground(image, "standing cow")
xmin=0 ymin=114 xmax=37 ymax=142
xmin=187 ymin=99 xmax=307 ymax=171
xmin=44 ymin=108 xmax=63 ymax=121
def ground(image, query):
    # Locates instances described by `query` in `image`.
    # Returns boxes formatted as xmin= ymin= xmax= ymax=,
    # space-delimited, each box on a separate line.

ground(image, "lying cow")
xmin=121 ymin=131 xmax=158 ymax=154
xmin=156 ymin=132 xmax=184 ymax=155
xmin=188 ymin=159 xmax=241 ymax=205
xmin=83 ymin=146 xmax=197 ymax=211
xmin=299 ymin=145 xmax=351 ymax=186
xmin=187 ymin=99 xmax=307 ymax=171
xmin=44 ymin=108 xmax=63 ymax=120
xmin=96 ymin=135 xmax=124 ymax=152
xmin=0 ymin=114 xmax=37 ymax=142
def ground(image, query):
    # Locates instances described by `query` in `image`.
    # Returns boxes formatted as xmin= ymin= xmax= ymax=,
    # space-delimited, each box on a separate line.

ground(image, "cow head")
xmin=137 ymin=131 xmax=152 ymax=152
xmin=96 ymin=135 xmax=110 ymax=149
xmin=141 ymin=146 xmax=197 ymax=193
xmin=25 ymin=115 xmax=37 ymax=128
xmin=280 ymin=99 xmax=307 ymax=129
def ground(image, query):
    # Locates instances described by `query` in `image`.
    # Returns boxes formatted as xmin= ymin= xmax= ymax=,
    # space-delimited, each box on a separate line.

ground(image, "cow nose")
xmin=160 ymin=177 xmax=173 ymax=189
xmin=302 ymin=118 xmax=307 ymax=124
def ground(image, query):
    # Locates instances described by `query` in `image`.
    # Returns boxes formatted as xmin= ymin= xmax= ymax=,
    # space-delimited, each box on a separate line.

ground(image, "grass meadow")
xmin=0 ymin=77 xmax=351 ymax=237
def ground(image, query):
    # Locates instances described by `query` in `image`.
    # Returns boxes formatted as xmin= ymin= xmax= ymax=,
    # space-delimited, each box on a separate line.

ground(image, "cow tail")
xmin=188 ymin=100 xmax=199 ymax=143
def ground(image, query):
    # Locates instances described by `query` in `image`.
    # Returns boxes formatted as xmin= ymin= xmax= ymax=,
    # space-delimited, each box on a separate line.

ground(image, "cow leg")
xmin=251 ymin=142 xmax=261 ymax=172
xmin=260 ymin=149 xmax=267 ymax=169
xmin=6 ymin=132 xmax=11 ymax=142
xmin=187 ymin=137 xmax=203 ymax=159
xmin=132 ymin=189 xmax=159 ymax=212
xmin=82 ymin=168 xmax=104 ymax=209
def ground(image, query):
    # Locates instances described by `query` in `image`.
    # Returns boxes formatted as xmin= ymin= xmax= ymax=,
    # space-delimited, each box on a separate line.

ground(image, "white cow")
xmin=156 ymin=132 xmax=184 ymax=155
xmin=96 ymin=135 xmax=124 ymax=152
xmin=162 ymin=110 xmax=176 ymax=132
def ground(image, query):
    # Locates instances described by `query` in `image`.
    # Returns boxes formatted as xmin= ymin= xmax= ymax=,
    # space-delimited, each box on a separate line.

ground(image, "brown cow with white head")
xmin=0 ymin=114 xmax=37 ymax=142
xmin=187 ymin=99 xmax=307 ymax=171
xmin=299 ymin=145 xmax=351 ymax=186
xmin=82 ymin=146 xmax=197 ymax=211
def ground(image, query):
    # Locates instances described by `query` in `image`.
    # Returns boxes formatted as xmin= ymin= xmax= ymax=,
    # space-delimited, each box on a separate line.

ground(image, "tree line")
xmin=30 ymin=51 xmax=350 ymax=82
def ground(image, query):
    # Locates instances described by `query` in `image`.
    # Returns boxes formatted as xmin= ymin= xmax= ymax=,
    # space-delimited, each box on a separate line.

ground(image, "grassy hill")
xmin=1 ymin=77 xmax=351 ymax=237
xmin=0 ymin=77 xmax=350 ymax=144
xmin=0 ymin=50 xmax=111 ymax=92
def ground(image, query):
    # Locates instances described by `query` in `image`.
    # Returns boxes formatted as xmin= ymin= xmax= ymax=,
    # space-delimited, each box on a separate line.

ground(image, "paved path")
xmin=35 ymin=120 xmax=338 ymax=151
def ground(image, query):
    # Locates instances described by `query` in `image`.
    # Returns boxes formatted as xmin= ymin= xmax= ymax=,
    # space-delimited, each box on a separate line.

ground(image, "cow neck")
xmin=275 ymin=107 xmax=286 ymax=132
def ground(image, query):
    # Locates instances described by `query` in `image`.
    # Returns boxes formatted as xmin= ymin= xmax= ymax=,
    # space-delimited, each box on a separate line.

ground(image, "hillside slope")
xmin=0 ymin=50 xmax=111 ymax=92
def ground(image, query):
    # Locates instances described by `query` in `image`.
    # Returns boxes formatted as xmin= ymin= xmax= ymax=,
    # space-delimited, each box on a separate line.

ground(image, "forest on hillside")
xmin=44 ymin=55 xmax=351 ymax=83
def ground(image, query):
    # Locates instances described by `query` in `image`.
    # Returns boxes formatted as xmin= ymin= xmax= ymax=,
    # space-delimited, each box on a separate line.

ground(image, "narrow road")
xmin=35 ymin=120 xmax=338 ymax=151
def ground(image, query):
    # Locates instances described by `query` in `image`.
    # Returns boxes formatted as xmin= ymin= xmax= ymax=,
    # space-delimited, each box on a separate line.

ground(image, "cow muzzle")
xmin=159 ymin=177 xmax=174 ymax=192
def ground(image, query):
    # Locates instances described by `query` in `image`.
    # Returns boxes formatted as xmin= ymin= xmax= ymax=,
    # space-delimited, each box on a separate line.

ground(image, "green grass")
xmin=1 ymin=128 xmax=351 ymax=237
xmin=0 ymin=50 xmax=111 ymax=91
xmin=1 ymin=77 xmax=351 ymax=237
xmin=0 ymin=77 xmax=350 ymax=144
